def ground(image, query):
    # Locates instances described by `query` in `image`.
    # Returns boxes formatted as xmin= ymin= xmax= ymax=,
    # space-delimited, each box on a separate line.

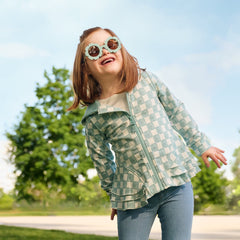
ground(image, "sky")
xmin=0 ymin=0 xmax=240 ymax=192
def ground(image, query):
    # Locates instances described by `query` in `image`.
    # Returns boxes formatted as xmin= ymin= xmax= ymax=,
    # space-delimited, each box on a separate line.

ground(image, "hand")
xmin=110 ymin=208 xmax=117 ymax=220
xmin=201 ymin=146 xmax=227 ymax=168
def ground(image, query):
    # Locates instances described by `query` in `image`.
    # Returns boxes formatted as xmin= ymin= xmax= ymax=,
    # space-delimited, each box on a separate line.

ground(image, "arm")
xmin=149 ymin=72 xmax=227 ymax=167
xmin=85 ymin=118 xmax=116 ymax=196
xmin=150 ymin=72 xmax=210 ymax=156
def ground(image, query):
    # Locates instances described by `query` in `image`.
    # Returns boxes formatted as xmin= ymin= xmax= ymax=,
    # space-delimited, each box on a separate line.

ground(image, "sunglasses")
xmin=85 ymin=36 xmax=121 ymax=60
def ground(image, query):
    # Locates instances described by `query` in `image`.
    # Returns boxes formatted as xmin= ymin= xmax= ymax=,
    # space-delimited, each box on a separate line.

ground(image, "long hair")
xmin=68 ymin=27 xmax=140 ymax=110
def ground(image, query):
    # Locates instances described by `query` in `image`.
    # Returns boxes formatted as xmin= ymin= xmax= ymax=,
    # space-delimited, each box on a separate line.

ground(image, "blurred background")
xmin=0 ymin=0 xmax=240 ymax=215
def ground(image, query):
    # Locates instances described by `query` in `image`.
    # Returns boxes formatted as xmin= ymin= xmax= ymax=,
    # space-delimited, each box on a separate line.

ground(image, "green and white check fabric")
xmin=82 ymin=70 xmax=211 ymax=210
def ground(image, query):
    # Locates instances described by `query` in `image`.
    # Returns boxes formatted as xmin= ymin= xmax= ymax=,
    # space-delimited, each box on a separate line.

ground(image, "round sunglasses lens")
xmin=107 ymin=39 xmax=119 ymax=50
xmin=88 ymin=46 xmax=100 ymax=57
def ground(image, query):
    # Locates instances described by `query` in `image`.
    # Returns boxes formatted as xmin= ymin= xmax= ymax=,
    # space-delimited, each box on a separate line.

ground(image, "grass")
xmin=197 ymin=204 xmax=240 ymax=215
xmin=0 ymin=204 xmax=111 ymax=216
xmin=0 ymin=225 xmax=118 ymax=240
xmin=0 ymin=201 xmax=239 ymax=216
xmin=0 ymin=208 xmax=110 ymax=217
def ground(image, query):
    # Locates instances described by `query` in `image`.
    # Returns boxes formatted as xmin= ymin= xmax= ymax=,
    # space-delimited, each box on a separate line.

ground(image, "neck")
xmin=97 ymin=74 xmax=124 ymax=99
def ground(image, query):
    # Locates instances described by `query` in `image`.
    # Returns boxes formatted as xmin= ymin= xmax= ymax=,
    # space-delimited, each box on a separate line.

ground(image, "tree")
xmin=191 ymin=150 xmax=228 ymax=212
xmin=231 ymin=145 xmax=240 ymax=179
xmin=227 ymin=143 xmax=240 ymax=211
xmin=0 ymin=188 xmax=14 ymax=210
xmin=6 ymin=67 xmax=93 ymax=204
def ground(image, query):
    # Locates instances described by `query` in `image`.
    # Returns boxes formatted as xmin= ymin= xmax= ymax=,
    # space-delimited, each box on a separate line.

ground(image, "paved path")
xmin=0 ymin=215 xmax=240 ymax=239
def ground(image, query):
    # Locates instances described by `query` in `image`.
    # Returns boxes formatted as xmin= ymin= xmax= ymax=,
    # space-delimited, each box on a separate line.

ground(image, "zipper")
xmin=126 ymin=93 xmax=161 ymax=185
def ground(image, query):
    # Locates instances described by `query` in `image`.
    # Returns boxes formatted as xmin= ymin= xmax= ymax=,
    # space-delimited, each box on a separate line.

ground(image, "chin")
xmin=106 ymin=68 xmax=122 ymax=76
xmin=104 ymin=64 xmax=122 ymax=74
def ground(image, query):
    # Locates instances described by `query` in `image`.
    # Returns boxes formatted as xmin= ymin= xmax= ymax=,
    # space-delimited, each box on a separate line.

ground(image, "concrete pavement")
xmin=0 ymin=215 xmax=240 ymax=239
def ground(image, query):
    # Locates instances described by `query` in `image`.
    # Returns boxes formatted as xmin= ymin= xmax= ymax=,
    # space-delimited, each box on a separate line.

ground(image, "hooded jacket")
xmin=81 ymin=70 xmax=211 ymax=210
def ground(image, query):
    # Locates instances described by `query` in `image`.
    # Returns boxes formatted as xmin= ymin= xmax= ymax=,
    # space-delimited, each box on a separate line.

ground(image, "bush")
xmin=0 ymin=189 xmax=14 ymax=210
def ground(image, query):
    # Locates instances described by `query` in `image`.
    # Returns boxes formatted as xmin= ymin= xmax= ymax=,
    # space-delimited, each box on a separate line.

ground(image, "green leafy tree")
xmin=0 ymin=189 xmax=14 ymax=210
xmin=71 ymin=176 xmax=110 ymax=207
xmin=191 ymin=150 xmax=228 ymax=212
xmin=231 ymin=145 xmax=240 ymax=179
xmin=227 ymin=143 xmax=240 ymax=211
xmin=6 ymin=67 xmax=93 ymax=205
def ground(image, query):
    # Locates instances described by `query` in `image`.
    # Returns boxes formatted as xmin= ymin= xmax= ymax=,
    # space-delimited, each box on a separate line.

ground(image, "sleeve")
xmin=150 ymin=72 xmax=211 ymax=156
xmin=84 ymin=118 xmax=116 ymax=196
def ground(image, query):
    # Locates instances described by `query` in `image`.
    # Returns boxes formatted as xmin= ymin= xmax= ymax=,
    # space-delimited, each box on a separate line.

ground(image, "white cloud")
xmin=17 ymin=0 xmax=109 ymax=12
xmin=155 ymin=64 xmax=213 ymax=126
xmin=0 ymin=140 xmax=15 ymax=193
xmin=184 ymin=39 xmax=240 ymax=71
xmin=0 ymin=43 xmax=51 ymax=59
xmin=154 ymin=37 xmax=240 ymax=127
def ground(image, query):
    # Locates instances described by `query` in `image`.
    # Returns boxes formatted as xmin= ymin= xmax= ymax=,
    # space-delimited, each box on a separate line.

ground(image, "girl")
xmin=68 ymin=27 xmax=227 ymax=240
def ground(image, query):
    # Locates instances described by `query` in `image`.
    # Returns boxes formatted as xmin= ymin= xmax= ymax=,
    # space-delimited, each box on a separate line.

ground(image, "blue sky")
xmin=0 ymin=0 xmax=240 ymax=192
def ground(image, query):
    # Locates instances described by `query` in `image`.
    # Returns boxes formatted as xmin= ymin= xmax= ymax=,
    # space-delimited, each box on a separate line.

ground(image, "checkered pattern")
xmin=82 ymin=70 xmax=211 ymax=210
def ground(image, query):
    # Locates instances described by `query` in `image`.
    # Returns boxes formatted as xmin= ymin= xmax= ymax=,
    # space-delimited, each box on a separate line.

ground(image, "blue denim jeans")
xmin=117 ymin=182 xmax=194 ymax=240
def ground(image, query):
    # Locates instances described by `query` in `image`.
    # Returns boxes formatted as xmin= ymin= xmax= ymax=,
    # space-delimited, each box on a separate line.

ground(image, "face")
xmin=84 ymin=29 xmax=123 ymax=81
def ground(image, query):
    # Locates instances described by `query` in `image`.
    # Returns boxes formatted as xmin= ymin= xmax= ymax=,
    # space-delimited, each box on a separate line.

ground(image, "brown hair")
xmin=68 ymin=27 xmax=140 ymax=110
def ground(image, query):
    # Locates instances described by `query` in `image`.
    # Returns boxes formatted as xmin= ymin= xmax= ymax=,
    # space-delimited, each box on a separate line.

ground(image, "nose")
xmin=102 ymin=47 xmax=110 ymax=56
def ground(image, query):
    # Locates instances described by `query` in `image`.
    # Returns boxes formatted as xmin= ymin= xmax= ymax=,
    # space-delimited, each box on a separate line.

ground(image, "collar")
xmin=81 ymin=99 xmax=128 ymax=125
xmin=81 ymin=70 xmax=149 ymax=125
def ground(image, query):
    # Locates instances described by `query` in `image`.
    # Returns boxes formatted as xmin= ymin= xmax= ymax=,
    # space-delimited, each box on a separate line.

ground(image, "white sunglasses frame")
xmin=84 ymin=36 xmax=121 ymax=60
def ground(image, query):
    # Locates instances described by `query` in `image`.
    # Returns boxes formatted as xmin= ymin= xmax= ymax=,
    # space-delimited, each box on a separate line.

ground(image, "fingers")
xmin=213 ymin=147 xmax=227 ymax=167
xmin=110 ymin=210 xmax=114 ymax=220
xmin=216 ymin=152 xmax=228 ymax=165
xmin=110 ymin=209 xmax=117 ymax=220
xmin=201 ymin=146 xmax=228 ymax=168
xmin=210 ymin=154 xmax=221 ymax=168
xmin=202 ymin=151 xmax=228 ymax=169
xmin=215 ymin=147 xmax=225 ymax=153
xmin=202 ymin=155 xmax=210 ymax=168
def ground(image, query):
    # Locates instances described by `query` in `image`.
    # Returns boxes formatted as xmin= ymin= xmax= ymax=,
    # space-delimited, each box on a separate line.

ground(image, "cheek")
xmin=86 ymin=60 xmax=98 ymax=74
xmin=116 ymin=52 xmax=123 ymax=66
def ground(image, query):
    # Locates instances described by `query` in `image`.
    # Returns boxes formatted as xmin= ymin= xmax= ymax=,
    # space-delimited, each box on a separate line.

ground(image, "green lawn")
xmin=0 ymin=205 xmax=111 ymax=216
xmin=0 ymin=208 xmax=110 ymax=217
xmin=0 ymin=225 xmax=118 ymax=240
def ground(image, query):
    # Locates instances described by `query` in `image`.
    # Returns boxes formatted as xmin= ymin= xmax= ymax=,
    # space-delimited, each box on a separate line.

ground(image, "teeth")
xmin=102 ymin=58 xmax=114 ymax=65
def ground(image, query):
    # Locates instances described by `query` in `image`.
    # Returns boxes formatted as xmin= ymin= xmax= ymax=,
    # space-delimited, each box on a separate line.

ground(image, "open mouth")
xmin=101 ymin=57 xmax=115 ymax=65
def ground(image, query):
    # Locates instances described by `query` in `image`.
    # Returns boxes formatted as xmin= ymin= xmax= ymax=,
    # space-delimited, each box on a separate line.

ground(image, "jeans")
xmin=117 ymin=181 xmax=194 ymax=240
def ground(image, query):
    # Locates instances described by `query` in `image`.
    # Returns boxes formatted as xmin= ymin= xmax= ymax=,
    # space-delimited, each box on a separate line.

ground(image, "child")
xmin=68 ymin=27 xmax=227 ymax=240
